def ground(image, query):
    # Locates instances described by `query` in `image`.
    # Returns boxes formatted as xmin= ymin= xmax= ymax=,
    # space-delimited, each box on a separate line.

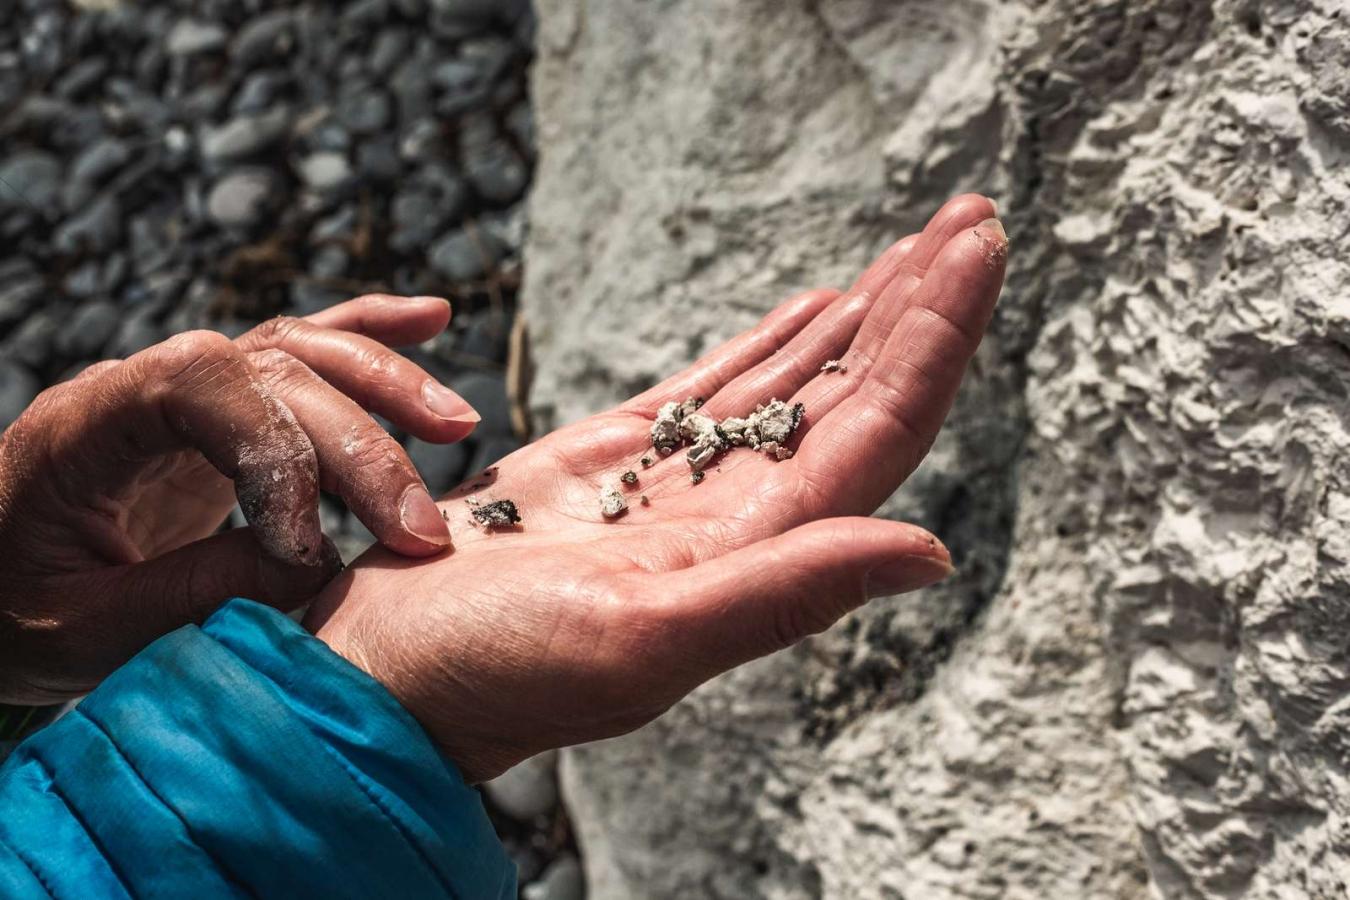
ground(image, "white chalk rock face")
xmin=523 ymin=0 xmax=1350 ymax=897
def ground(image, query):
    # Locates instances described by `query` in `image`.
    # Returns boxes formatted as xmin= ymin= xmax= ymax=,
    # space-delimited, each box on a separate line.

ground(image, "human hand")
xmin=0 ymin=294 xmax=479 ymax=702
xmin=308 ymin=196 xmax=1006 ymax=782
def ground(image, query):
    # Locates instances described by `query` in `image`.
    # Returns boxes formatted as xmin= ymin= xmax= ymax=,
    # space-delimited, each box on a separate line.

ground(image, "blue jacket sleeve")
xmin=0 ymin=599 xmax=516 ymax=899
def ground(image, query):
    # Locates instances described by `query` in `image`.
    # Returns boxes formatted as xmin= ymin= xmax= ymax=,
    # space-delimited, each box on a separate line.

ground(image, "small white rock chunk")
xmin=679 ymin=412 xmax=725 ymax=473
xmin=650 ymin=401 xmax=683 ymax=455
xmin=599 ymin=483 xmax=628 ymax=518
xmin=821 ymin=358 xmax=847 ymax=373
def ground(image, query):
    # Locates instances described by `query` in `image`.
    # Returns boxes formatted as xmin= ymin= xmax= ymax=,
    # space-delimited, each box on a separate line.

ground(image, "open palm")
xmin=307 ymin=195 xmax=1006 ymax=782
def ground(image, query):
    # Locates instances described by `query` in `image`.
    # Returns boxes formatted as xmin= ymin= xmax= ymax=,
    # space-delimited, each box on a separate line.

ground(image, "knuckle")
xmin=251 ymin=315 xmax=305 ymax=346
xmin=250 ymin=349 xmax=310 ymax=394
xmin=352 ymin=345 xmax=398 ymax=380
xmin=151 ymin=330 xmax=243 ymax=390
xmin=340 ymin=425 xmax=410 ymax=477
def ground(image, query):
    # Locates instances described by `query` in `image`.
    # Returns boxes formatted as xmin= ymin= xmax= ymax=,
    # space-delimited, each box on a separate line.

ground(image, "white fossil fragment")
xmin=680 ymin=411 xmax=726 ymax=473
xmin=650 ymin=397 xmax=705 ymax=456
xmin=647 ymin=395 xmax=805 ymax=483
xmin=821 ymin=359 xmax=847 ymax=373
xmin=749 ymin=399 xmax=803 ymax=446
xmin=599 ymin=483 xmax=628 ymax=518
xmin=650 ymin=401 xmax=683 ymax=456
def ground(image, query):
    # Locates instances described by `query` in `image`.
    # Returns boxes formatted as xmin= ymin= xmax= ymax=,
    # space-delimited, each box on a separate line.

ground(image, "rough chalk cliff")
xmin=521 ymin=1 xmax=1350 ymax=896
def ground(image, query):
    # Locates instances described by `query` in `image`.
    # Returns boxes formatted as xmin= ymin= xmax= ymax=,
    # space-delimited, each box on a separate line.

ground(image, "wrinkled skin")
xmin=310 ymin=195 xmax=1007 ymax=782
xmin=0 ymin=295 xmax=478 ymax=701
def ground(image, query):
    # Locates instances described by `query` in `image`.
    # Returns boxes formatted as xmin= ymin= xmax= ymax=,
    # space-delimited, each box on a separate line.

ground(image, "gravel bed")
xmin=0 ymin=1 xmax=575 ymax=894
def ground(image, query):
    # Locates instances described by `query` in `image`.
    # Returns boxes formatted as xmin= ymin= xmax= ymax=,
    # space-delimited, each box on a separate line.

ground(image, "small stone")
xmin=522 ymin=855 xmax=584 ymax=900
xmin=356 ymin=138 xmax=401 ymax=181
xmin=166 ymin=19 xmax=227 ymax=56
xmin=297 ymin=152 xmax=353 ymax=193
xmin=0 ymin=278 xmax=45 ymax=330
xmin=55 ymin=300 xmax=120 ymax=358
xmin=108 ymin=308 xmax=164 ymax=358
xmin=821 ymin=359 xmax=847 ymax=373
xmin=640 ymin=495 xmax=650 ymax=506
xmin=337 ymin=87 xmax=392 ymax=135
xmin=200 ymin=106 xmax=293 ymax=162
xmin=650 ymin=401 xmax=686 ymax=455
xmin=309 ymin=245 xmax=349 ymax=280
xmin=691 ymin=470 xmax=705 ymax=485
xmin=0 ymin=151 xmax=63 ymax=215
xmin=458 ymin=114 xmax=528 ymax=206
xmin=206 ymin=169 xmax=277 ymax=229
xmin=469 ymin=498 xmax=521 ymax=529
xmin=621 ymin=471 xmax=638 ymax=485
xmin=484 ymin=751 xmax=558 ymax=821
xmin=232 ymin=71 xmax=288 ymax=115
xmin=640 ymin=456 xmax=653 ymax=468
xmin=343 ymin=0 xmax=390 ymax=27
xmin=369 ymin=29 xmax=410 ymax=76
xmin=232 ymin=10 xmax=295 ymax=67
xmin=69 ymin=138 xmax=131 ymax=189
xmin=680 ymin=412 xmax=725 ymax=473
xmin=600 ymin=483 xmax=628 ymax=518
xmin=53 ymin=195 xmax=121 ymax=255
xmin=428 ymin=227 xmax=505 ymax=282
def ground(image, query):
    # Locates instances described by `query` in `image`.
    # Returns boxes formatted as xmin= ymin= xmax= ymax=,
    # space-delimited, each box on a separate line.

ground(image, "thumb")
xmin=75 ymin=528 xmax=342 ymax=682
xmin=660 ymin=517 xmax=953 ymax=676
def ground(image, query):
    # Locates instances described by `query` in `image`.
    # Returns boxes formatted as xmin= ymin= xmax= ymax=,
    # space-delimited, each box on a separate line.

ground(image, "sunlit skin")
xmin=308 ymin=194 xmax=1007 ymax=782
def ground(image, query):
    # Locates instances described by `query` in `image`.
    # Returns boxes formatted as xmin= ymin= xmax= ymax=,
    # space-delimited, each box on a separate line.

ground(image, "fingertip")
xmin=421 ymin=380 xmax=481 ymax=438
xmin=397 ymin=485 xmax=453 ymax=550
xmin=408 ymin=295 xmax=453 ymax=329
xmin=257 ymin=534 xmax=345 ymax=607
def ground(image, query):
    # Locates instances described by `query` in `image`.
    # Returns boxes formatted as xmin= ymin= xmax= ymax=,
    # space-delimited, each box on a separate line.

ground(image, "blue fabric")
xmin=0 ymin=599 xmax=516 ymax=899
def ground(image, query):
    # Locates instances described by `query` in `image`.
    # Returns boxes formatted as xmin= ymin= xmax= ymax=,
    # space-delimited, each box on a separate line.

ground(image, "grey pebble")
xmin=166 ymin=20 xmax=228 ymax=56
xmin=0 ymin=278 xmax=45 ymax=331
xmin=337 ymin=88 xmax=392 ymax=136
xmin=53 ymin=195 xmax=122 ymax=255
xmin=297 ymin=152 xmax=353 ymax=193
xmin=0 ymin=152 xmax=63 ymax=215
xmin=484 ymin=751 xmax=559 ymax=823
xmin=522 ymin=855 xmax=584 ymax=900
xmin=5 ymin=309 xmax=62 ymax=370
xmin=232 ymin=10 xmax=295 ymax=67
xmin=69 ymin=139 xmax=132 ymax=191
xmin=200 ymin=106 xmax=293 ymax=162
xmin=428 ymin=227 xmax=505 ymax=282
xmin=55 ymin=300 xmax=120 ymax=359
xmin=108 ymin=308 xmax=165 ymax=359
xmin=206 ymin=169 xmax=277 ymax=229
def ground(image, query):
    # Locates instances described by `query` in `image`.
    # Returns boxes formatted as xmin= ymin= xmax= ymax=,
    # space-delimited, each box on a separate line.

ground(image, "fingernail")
xmin=988 ymin=197 xmax=999 ymax=217
xmin=422 ymin=380 xmax=480 ymax=424
xmin=400 ymin=487 xmax=451 ymax=545
xmin=866 ymin=555 xmax=955 ymax=598
xmin=410 ymin=295 xmax=451 ymax=307
xmin=977 ymin=217 xmax=1006 ymax=241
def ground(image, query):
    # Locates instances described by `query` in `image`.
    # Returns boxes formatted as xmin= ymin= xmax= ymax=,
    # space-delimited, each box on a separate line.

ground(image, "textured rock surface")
xmin=523 ymin=0 xmax=1350 ymax=896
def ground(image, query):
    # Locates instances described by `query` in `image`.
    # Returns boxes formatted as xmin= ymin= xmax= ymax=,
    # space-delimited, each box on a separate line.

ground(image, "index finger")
xmin=303 ymin=294 xmax=452 ymax=346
